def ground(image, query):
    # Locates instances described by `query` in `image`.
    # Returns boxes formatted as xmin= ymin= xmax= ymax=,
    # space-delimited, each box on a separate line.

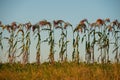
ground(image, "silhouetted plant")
xmin=40 ymin=20 xmax=55 ymax=63
xmin=32 ymin=23 xmax=41 ymax=64
xmin=112 ymin=20 xmax=120 ymax=63
xmin=74 ymin=19 xmax=88 ymax=63
xmin=4 ymin=22 xmax=18 ymax=63
xmin=0 ymin=19 xmax=120 ymax=64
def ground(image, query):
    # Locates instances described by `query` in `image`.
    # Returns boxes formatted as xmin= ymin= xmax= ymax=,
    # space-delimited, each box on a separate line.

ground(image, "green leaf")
xmin=0 ymin=42 xmax=3 ymax=50
xmin=18 ymin=44 xmax=25 ymax=50
xmin=4 ymin=37 xmax=9 ymax=40
xmin=81 ymin=34 xmax=86 ymax=43
xmin=112 ymin=45 xmax=120 ymax=53
xmin=26 ymin=32 xmax=30 ymax=38
xmin=17 ymin=29 xmax=24 ymax=36
xmin=96 ymin=32 xmax=102 ymax=37
xmin=115 ymin=30 xmax=120 ymax=33
xmin=17 ymin=51 xmax=24 ymax=57
xmin=64 ymin=41 xmax=69 ymax=46
xmin=37 ymin=33 xmax=41 ymax=41
xmin=13 ymin=41 xmax=18 ymax=49
xmin=73 ymin=39 xmax=75 ymax=46
xmin=0 ymin=32 xmax=2 ymax=35
xmin=55 ymin=26 xmax=63 ymax=30
xmin=42 ymin=28 xmax=51 ymax=31
xmin=59 ymin=39 xmax=61 ymax=47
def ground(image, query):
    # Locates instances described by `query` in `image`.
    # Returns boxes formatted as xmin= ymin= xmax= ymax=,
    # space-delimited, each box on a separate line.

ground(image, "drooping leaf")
xmin=64 ymin=41 xmax=69 ymax=47
xmin=42 ymin=28 xmax=51 ymax=31
xmin=96 ymin=32 xmax=103 ymax=37
xmin=73 ymin=39 xmax=75 ymax=46
xmin=17 ymin=29 xmax=24 ymax=36
xmin=112 ymin=45 xmax=120 ymax=53
xmin=26 ymin=32 xmax=30 ymax=38
xmin=0 ymin=42 xmax=3 ymax=50
xmin=38 ymin=33 xmax=41 ymax=41
xmin=13 ymin=41 xmax=18 ymax=49
xmin=55 ymin=26 xmax=63 ymax=30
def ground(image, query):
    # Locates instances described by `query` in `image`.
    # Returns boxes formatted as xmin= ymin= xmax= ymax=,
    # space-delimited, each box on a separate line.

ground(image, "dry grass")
xmin=0 ymin=62 xmax=120 ymax=80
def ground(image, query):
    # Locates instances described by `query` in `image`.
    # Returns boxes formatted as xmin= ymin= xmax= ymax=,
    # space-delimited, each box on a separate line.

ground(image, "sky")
xmin=0 ymin=0 xmax=120 ymax=62
xmin=0 ymin=0 xmax=120 ymax=24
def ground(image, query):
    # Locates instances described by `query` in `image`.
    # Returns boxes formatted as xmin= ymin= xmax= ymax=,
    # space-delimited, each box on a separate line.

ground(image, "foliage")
xmin=0 ymin=19 xmax=120 ymax=64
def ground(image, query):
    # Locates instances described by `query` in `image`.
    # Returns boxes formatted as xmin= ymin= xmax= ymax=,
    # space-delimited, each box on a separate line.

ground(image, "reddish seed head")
xmin=107 ymin=25 xmax=112 ymax=32
xmin=90 ymin=23 xmax=96 ymax=27
xmin=79 ymin=23 xmax=86 ymax=30
xmin=39 ymin=20 xmax=48 ymax=26
xmin=53 ymin=20 xmax=57 ymax=27
xmin=80 ymin=21 xmax=84 ymax=24
xmin=11 ymin=22 xmax=17 ymax=31
xmin=109 ymin=27 xmax=112 ymax=32
xmin=53 ymin=20 xmax=64 ymax=27
xmin=32 ymin=25 xmax=36 ymax=32
xmin=105 ymin=18 xmax=110 ymax=22
xmin=118 ymin=23 xmax=120 ymax=29
xmin=64 ymin=22 xmax=72 ymax=29
xmin=57 ymin=20 xmax=64 ymax=24
xmin=26 ymin=22 xmax=32 ymax=30
xmin=39 ymin=21 xmax=44 ymax=26
xmin=96 ymin=19 xmax=104 ymax=26
xmin=74 ymin=24 xmax=83 ymax=32
xmin=47 ymin=22 xmax=51 ymax=27
xmin=39 ymin=20 xmax=51 ymax=28
xmin=112 ymin=20 xmax=118 ymax=26
xmin=6 ymin=25 xmax=11 ymax=32
xmin=64 ymin=24 xmax=67 ymax=29
xmin=80 ymin=19 xmax=87 ymax=24
xmin=11 ymin=22 xmax=17 ymax=27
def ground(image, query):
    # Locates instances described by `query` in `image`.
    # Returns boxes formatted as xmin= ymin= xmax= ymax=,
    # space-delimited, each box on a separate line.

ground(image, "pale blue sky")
xmin=0 ymin=0 xmax=120 ymax=24
xmin=0 ymin=0 xmax=120 ymax=62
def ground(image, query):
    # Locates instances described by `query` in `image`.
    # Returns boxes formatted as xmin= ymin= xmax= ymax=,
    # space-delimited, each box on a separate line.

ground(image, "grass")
xmin=0 ymin=62 xmax=120 ymax=80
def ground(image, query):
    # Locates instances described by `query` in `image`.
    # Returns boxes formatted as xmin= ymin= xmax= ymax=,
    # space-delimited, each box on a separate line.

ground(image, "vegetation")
xmin=0 ymin=19 xmax=120 ymax=63
xmin=0 ymin=19 xmax=120 ymax=79
xmin=0 ymin=62 xmax=120 ymax=80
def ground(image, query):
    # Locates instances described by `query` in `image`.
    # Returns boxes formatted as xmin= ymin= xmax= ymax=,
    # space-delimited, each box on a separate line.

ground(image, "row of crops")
xmin=0 ymin=19 xmax=120 ymax=64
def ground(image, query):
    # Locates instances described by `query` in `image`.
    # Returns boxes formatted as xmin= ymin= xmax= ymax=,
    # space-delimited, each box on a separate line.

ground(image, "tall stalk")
xmin=16 ymin=28 xmax=25 ymax=63
xmin=40 ymin=20 xmax=54 ymax=63
xmin=113 ymin=31 xmax=119 ymax=62
xmin=23 ymin=22 xmax=32 ymax=64
xmin=0 ymin=22 xmax=4 ymax=62
xmin=74 ymin=19 xmax=87 ymax=63
xmin=58 ymin=27 xmax=66 ymax=62
xmin=17 ymin=22 xmax=31 ymax=64
xmin=63 ymin=22 xmax=72 ymax=61
xmin=80 ymin=19 xmax=92 ymax=63
xmin=54 ymin=20 xmax=67 ymax=62
xmin=0 ymin=21 xmax=3 ymax=50
xmin=0 ymin=19 xmax=120 ymax=63
xmin=0 ymin=32 xmax=3 ymax=50
xmin=32 ymin=24 xmax=41 ymax=64
xmin=112 ymin=20 xmax=120 ymax=63
xmin=95 ymin=19 xmax=108 ymax=63
xmin=4 ymin=22 xmax=18 ymax=63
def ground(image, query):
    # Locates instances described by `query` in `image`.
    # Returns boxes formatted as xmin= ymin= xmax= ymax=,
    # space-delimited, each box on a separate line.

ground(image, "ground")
xmin=0 ymin=62 xmax=120 ymax=80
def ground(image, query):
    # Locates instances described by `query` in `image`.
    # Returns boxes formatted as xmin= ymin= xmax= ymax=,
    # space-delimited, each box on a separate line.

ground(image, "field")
xmin=0 ymin=19 xmax=120 ymax=80
xmin=0 ymin=0 xmax=120 ymax=80
xmin=0 ymin=62 xmax=120 ymax=80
